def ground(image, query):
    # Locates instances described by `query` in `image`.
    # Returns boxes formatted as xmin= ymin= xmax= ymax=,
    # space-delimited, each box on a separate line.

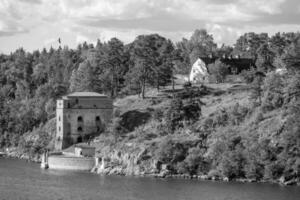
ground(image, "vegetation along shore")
xmin=0 ymin=29 xmax=299 ymax=186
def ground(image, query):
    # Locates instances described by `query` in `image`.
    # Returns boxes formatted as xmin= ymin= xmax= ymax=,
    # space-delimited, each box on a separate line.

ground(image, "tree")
xmin=233 ymin=32 xmax=269 ymax=58
xmin=165 ymin=98 xmax=184 ymax=133
xmin=97 ymin=38 xmax=127 ymax=97
xmin=283 ymin=37 xmax=300 ymax=72
xmin=69 ymin=61 xmax=94 ymax=92
xmin=126 ymin=34 xmax=173 ymax=98
xmin=188 ymin=29 xmax=217 ymax=64
xmin=249 ymin=74 xmax=264 ymax=105
xmin=208 ymin=59 xmax=229 ymax=83
xmin=255 ymin=43 xmax=275 ymax=72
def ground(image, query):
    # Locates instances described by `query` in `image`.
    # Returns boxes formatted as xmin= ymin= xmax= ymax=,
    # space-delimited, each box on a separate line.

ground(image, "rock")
xmin=223 ymin=177 xmax=229 ymax=182
xmin=211 ymin=176 xmax=219 ymax=181
xmin=248 ymin=179 xmax=257 ymax=183
xmin=283 ymin=179 xmax=297 ymax=186
xmin=199 ymin=175 xmax=208 ymax=180
xmin=279 ymin=176 xmax=285 ymax=184
xmin=236 ymin=178 xmax=247 ymax=183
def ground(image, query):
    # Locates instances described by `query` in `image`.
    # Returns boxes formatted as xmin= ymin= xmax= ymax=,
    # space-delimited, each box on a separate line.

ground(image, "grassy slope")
xmin=92 ymin=82 xmax=254 ymax=175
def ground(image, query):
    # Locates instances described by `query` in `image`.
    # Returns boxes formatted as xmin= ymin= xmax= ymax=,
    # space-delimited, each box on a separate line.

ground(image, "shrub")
xmin=183 ymin=99 xmax=202 ymax=123
xmin=183 ymin=81 xmax=192 ymax=89
xmin=153 ymin=109 xmax=164 ymax=122
xmin=208 ymin=169 xmax=222 ymax=179
xmin=176 ymin=161 xmax=189 ymax=174
xmin=155 ymin=137 xmax=187 ymax=165
xmin=207 ymin=59 xmax=230 ymax=83
xmin=240 ymin=67 xmax=257 ymax=83
xmin=183 ymin=147 xmax=207 ymax=175
xmin=264 ymin=162 xmax=285 ymax=180
xmin=165 ymin=98 xmax=184 ymax=133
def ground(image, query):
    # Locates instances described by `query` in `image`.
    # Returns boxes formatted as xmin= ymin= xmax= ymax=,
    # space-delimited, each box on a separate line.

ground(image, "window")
xmin=75 ymin=98 xmax=79 ymax=104
xmin=58 ymin=116 xmax=61 ymax=121
xmin=77 ymin=127 xmax=83 ymax=132
xmin=95 ymin=116 xmax=100 ymax=121
xmin=78 ymin=116 xmax=83 ymax=122
xmin=67 ymin=103 xmax=70 ymax=108
xmin=58 ymin=126 xmax=61 ymax=131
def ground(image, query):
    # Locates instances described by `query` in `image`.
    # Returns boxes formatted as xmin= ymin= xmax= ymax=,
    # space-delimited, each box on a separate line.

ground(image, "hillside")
xmin=91 ymin=78 xmax=299 ymax=186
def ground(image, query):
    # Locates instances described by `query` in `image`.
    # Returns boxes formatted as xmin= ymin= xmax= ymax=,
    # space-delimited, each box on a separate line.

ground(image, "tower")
xmin=55 ymin=92 xmax=113 ymax=150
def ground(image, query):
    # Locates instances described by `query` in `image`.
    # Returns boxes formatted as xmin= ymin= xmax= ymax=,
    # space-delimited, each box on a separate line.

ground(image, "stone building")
xmin=55 ymin=92 xmax=113 ymax=150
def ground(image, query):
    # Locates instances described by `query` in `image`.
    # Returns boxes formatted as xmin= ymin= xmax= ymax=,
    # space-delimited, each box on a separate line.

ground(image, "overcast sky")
xmin=0 ymin=0 xmax=299 ymax=53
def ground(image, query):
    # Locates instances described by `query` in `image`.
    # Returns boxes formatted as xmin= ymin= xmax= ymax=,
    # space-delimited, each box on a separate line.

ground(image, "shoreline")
xmin=95 ymin=172 xmax=300 ymax=186
xmin=2 ymin=154 xmax=299 ymax=186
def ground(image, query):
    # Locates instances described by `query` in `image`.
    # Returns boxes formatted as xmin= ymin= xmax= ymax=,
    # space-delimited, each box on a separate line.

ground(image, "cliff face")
xmin=93 ymin=141 xmax=161 ymax=176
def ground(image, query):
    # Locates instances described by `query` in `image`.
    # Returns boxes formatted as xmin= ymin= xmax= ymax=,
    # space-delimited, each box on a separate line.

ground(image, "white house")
xmin=189 ymin=58 xmax=212 ymax=83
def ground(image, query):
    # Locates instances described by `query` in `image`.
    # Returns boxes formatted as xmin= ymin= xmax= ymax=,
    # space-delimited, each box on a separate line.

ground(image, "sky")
xmin=0 ymin=0 xmax=300 ymax=53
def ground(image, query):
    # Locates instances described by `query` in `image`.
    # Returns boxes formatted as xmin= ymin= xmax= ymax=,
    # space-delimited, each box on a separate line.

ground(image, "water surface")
xmin=0 ymin=158 xmax=299 ymax=200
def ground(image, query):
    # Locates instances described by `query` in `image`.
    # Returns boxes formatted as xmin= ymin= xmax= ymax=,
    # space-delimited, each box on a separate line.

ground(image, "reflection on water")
xmin=0 ymin=158 xmax=299 ymax=200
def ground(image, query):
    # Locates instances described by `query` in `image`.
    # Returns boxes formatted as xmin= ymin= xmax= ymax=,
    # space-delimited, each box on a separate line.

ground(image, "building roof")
xmin=199 ymin=57 xmax=217 ymax=65
xmin=63 ymin=92 xmax=107 ymax=98
xmin=196 ymin=57 xmax=255 ymax=74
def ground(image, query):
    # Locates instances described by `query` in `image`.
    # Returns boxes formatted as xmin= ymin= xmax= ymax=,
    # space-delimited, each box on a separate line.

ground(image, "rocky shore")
xmin=92 ymin=166 xmax=299 ymax=186
xmin=91 ymin=148 xmax=299 ymax=186
xmin=3 ymin=147 xmax=41 ymax=163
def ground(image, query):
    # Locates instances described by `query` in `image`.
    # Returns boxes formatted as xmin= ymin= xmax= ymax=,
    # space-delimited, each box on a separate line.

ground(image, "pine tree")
xmin=69 ymin=61 xmax=94 ymax=92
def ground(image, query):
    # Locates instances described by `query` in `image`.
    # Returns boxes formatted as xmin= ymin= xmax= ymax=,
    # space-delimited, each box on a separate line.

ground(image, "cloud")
xmin=18 ymin=0 xmax=42 ymax=4
xmin=76 ymin=34 xmax=93 ymax=44
xmin=44 ymin=38 xmax=57 ymax=46
xmin=0 ymin=0 xmax=299 ymax=53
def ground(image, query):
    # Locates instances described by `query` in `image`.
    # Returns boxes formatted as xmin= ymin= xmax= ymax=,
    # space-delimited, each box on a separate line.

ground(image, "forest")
xmin=0 ymin=29 xmax=299 ymax=184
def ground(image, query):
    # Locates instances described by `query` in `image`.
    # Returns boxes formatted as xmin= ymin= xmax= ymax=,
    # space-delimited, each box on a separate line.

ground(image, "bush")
xmin=264 ymin=162 xmax=285 ymax=180
xmin=183 ymin=81 xmax=192 ymax=89
xmin=208 ymin=169 xmax=222 ymax=179
xmin=153 ymin=109 xmax=164 ymax=122
xmin=165 ymin=98 xmax=184 ymax=133
xmin=183 ymin=99 xmax=202 ymax=123
xmin=207 ymin=59 xmax=229 ymax=83
xmin=240 ymin=67 xmax=257 ymax=83
xmin=155 ymin=137 xmax=187 ymax=165
xmin=176 ymin=161 xmax=189 ymax=174
xmin=183 ymin=147 xmax=207 ymax=175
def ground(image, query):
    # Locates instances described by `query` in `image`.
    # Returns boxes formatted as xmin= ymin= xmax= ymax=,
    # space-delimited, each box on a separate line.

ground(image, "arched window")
xmin=77 ymin=126 xmax=83 ymax=132
xmin=78 ymin=116 xmax=83 ymax=122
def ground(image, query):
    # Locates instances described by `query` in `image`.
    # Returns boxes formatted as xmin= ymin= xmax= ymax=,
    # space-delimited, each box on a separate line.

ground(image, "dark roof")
xmin=199 ymin=57 xmax=255 ymax=71
xmin=220 ymin=58 xmax=255 ymax=68
xmin=199 ymin=57 xmax=217 ymax=65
